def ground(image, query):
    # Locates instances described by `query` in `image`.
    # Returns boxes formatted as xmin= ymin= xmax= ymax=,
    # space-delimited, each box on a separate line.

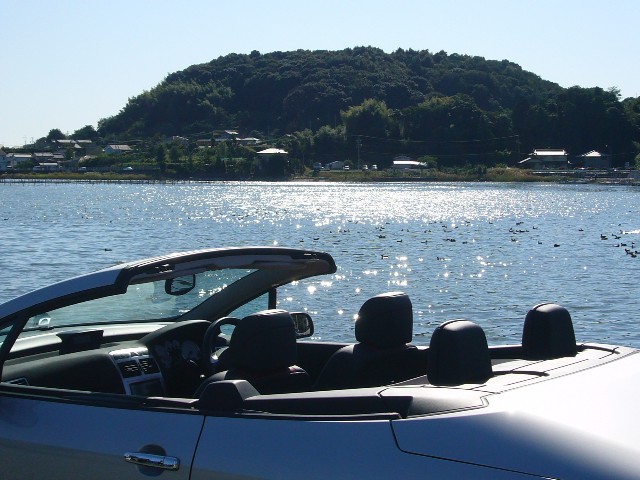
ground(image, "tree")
xmin=312 ymin=125 xmax=347 ymax=162
xmin=168 ymin=144 xmax=182 ymax=163
xmin=341 ymin=99 xmax=394 ymax=138
xmin=78 ymin=47 xmax=637 ymax=170
xmin=404 ymin=94 xmax=492 ymax=163
xmin=155 ymin=145 xmax=167 ymax=173
xmin=282 ymin=129 xmax=314 ymax=168
xmin=73 ymin=125 xmax=99 ymax=141
xmin=46 ymin=129 xmax=66 ymax=141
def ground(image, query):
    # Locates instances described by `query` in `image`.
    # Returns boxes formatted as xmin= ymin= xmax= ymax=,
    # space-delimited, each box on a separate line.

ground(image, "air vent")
xmin=139 ymin=358 xmax=159 ymax=374
xmin=118 ymin=360 xmax=141 ymax=378
xmin=6 ymin=377 xmax=29 ymax=386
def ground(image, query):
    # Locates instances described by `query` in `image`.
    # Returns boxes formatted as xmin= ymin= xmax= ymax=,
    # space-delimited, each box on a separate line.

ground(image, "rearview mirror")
xmin=291 ymin=312 xmax=314 ymax=338
xmin=165 ymin=275 xmax=196 ymax=296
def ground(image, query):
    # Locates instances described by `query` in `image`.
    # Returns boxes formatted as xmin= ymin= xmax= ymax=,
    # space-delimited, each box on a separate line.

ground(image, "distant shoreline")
xmin=0 ymin=168 xmax=637 ymax=185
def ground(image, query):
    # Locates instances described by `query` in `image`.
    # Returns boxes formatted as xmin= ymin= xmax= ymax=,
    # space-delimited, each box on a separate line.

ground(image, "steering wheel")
xmin=202 ymin=317 xmax=240 ymax=375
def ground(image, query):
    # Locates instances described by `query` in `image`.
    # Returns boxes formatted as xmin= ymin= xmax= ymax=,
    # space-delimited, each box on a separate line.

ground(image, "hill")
xmin=97 ymin=47 xmax=639 ymax=167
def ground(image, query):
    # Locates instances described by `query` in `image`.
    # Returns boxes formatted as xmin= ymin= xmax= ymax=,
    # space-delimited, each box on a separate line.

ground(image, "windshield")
xmin=24 ymin=268 xmax=256 ymax=331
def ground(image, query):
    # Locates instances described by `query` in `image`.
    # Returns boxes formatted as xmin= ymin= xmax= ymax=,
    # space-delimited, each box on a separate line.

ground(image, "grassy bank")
xmin=2 ymin=167 xmax=615 ymax=184
xmin=298 ymin=167 xmax=558 ymax=183
xmin=1 ymin=172 xmax=156 ymax=182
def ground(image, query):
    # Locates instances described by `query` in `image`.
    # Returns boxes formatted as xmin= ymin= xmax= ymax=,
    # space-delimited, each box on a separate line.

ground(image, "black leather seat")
xmin=522 ymin=303 xmax=577 ymax=360
xmin=314 ymin=292 xmax=425 ymax=390
xmin=427 ymin=319 xmax=492 ymax=385
xmin=196 ymin=309 xmax=311 ymax=396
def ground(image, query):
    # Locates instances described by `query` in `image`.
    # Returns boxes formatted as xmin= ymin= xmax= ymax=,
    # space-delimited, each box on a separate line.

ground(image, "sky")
xmin=1 ymin=0 xmax=638 ymax=147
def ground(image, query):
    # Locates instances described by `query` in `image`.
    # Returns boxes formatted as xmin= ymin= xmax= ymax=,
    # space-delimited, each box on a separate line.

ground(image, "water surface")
xmin=1 ymin=181 xmax=638 ymax=346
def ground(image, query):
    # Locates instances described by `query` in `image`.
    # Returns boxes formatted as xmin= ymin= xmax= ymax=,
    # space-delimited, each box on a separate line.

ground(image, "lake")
xmin=1 ymin=180 xmax=639 ymax=347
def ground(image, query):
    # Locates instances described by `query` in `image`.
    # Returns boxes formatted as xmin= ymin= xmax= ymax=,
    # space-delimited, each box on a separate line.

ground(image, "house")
xmin=392 ymin=160 xmax=427 ymax=169
xmin=518 ymin=149 xmax=569 ymax=169
xmin=52 ymin=139 xmax=76 ymax=148
xmin=576 ymin=150 xmax=611 ymax=170
xmin=0 ymin=148 xmax=7 ymax=171
xmin=392 ymin=156 xmax=426 ymax=170
xmin=256 ymin=148 xmax=288 ymax=164
xmin=52 ymin=138 xmax=99 ymax=155
xmin=33 ymin=162 xmax=61 ymax=172
xmin=196 ymin=139 xmax=214 ymax=148
xmin=165 ymin=136 xmax=189 ymax=146
xmin=33 ymin=152 xmax=55 ymax=163
xmin=213 ymin=130 xmax=239 ymax=142
xmin=238 ymin=137 xmax=261 ymax=146
xmin=6 ymin=153 xmax=33 ymax=168
xmin=256 ymin=148 xmax=288 ymax=174
xmin=52 ymin=139 xmax=99 ymax=156
xmin=104 ymin=144 xmax=133 ymax=155
xmin=52 ymin=139 xmax=80 ymax=160
xmin=74 ymin=140 xmax=101 ymax=155
xmin=257 ymin=148 xmax=287 ymax=156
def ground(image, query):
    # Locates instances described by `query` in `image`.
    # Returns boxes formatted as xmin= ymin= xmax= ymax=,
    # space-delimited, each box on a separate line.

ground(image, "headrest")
xmin=229 ymin=309 xmax=297 ymax=371
xmin=427 ymin=320 xmax=492 ymax=385
xmin=355 ymin=292 xmax=413 ymax=348
xmin=522 ymin=303 xmax=577 ymax=359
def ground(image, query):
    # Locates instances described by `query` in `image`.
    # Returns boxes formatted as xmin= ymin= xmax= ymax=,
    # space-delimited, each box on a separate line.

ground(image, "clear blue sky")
xmin=1 ymin=0 xmax=638 ymax=147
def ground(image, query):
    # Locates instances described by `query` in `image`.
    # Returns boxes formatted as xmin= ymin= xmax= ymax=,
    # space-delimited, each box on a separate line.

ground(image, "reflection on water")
xmin=1 ymin=181 xmax=639 ymax=346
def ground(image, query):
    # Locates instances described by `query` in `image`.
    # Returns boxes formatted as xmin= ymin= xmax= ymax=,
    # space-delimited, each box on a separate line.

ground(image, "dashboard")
xmin=1 ymin=319 xmax=212 ymax=398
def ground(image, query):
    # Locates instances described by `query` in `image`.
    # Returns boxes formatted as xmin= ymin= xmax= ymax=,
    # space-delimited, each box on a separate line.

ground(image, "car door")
xmin=190 ymin=415 xmax=536 ymax=479
xmin=0 ymin=390 xmax=204 ymax=480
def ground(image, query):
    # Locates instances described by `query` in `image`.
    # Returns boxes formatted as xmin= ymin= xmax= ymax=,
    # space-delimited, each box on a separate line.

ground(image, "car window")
xmin=0 ymin=323 xmax=13 ymax=350
xmin=20 ymin=268 xmax=257 ymax=334
xmin=227 ymin=293 xmax=269 ymax=319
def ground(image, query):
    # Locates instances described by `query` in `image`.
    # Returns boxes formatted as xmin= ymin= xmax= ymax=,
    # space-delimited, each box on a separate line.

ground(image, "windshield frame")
xmin=0 ymin=247 xmax=337 ymax=362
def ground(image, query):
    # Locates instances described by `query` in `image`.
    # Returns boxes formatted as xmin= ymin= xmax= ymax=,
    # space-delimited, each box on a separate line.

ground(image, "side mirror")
xmin=165 ymin=275 xmax=196 ymax=296
xmin=291 ymin=312 xmax=314 ymax=339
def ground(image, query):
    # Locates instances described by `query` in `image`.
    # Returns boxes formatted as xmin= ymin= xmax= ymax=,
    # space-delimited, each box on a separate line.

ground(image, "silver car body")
xmin=0 ymin=247 xmax=639 ymax=479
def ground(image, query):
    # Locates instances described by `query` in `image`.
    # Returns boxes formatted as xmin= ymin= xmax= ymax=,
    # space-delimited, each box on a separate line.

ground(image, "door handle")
xmin=124 ymin=451 xmax=180 ymax=471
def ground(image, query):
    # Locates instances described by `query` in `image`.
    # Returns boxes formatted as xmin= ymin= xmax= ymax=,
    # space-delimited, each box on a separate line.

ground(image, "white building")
xmin=519 ymin=149 xmax=569 ymax=169
xmin=392 ymin=160 xmax=427 ymax=170
xmin=255 ymin=148 xmax=289 ymax=174
xmin=257 ymin=148 xmax=288 ymax=156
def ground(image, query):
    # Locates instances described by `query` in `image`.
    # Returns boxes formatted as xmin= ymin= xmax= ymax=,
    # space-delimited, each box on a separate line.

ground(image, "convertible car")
xmin=1 ymin=246 xmax=639 ymax=479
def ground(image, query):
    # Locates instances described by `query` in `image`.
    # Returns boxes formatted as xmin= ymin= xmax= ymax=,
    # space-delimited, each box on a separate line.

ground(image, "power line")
xmin=345 ymin=134 xmax=520 ymax=145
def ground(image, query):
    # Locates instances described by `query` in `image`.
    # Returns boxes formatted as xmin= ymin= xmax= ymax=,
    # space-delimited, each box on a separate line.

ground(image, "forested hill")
xmin=97 ymin=47 xmax=640 ymax=166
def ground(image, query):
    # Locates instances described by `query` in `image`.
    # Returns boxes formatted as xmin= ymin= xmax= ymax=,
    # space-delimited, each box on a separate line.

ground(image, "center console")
xmin=109 ymin=347 xmax=164 ymax=396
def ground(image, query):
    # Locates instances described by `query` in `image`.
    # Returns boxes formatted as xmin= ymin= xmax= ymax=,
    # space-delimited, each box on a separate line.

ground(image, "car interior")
xmin=0 ymin=289 xmax=627 ymax=422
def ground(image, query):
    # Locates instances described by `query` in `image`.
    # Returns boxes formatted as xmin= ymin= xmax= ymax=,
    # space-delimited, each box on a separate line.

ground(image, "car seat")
xmin=195 ymin=309 xmax=310 ymax=396
xmin=427 ymin=319 xmax=492 ymax=385
xmin=314 ymin=292 xmax=425 ymax=390
xmin=522 ymin=303 xmax=577 ymax=360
